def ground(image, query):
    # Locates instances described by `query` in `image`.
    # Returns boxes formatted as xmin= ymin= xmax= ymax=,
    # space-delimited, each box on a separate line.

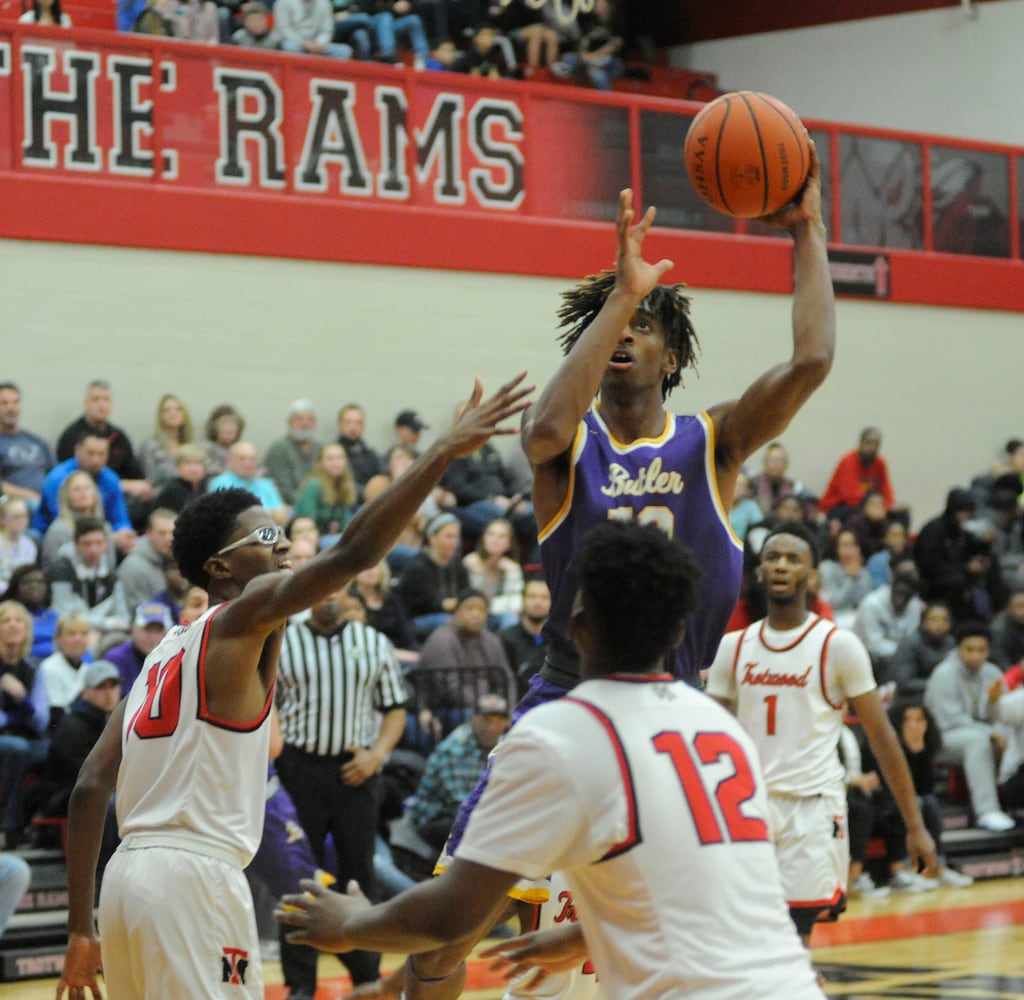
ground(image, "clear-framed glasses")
xmin=215 ymin=524 xmax=283 ymax=557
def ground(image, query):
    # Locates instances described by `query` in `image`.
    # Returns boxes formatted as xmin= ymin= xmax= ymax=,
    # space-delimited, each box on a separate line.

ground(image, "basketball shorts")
xmin=98 ymin=842 xmax=263 ymax=999
xmin=769 ymin=788 xmax=848 ymax=922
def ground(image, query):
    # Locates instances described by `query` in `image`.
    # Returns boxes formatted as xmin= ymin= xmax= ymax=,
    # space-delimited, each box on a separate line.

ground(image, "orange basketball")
xmin=684 ymin=91 xmax=810 ymax=218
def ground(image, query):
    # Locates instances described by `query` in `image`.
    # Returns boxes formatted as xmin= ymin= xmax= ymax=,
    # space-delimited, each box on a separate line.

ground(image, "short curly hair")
xmin=173 ymin=488 xmax=261 ymax=589
xmin=576 ymin=521 xmax=701 ymax=671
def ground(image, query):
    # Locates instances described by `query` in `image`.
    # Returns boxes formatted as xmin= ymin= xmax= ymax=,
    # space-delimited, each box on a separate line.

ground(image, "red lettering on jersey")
xmin=741 ymin=662 xmax=812 ymax=687
xmin=128 ymin=649 xmax=184 ymax=740
xmin=553 ymin=890 xmax=578 ymax=924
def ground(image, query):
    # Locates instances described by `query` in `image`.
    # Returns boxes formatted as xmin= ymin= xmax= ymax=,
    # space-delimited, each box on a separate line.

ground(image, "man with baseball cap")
xmin=395 ymin=410 xmax=429 ymax=451
xmin=102 ymin=602 xmax=174 ymax=691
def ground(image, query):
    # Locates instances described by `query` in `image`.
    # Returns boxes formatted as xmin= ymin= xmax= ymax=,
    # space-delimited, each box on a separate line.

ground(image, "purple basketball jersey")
xmin=539 ymin=406 xmax=743 ymax=678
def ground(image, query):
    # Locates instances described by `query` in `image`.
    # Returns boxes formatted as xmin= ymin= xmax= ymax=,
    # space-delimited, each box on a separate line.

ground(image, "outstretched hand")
xmin=759 ymin=139 xmax=826 ymax=236
xmin=614 ymin=188 xmax=674 ymax=300
xmin=56 ymin=932 xmax=104 ymax=1000
xmin=478 ymin=922 xmax=589 ymax=990
xmin=275 ymin=878 xmax=370 ymax=952
xmin=443 ymin=372 xmax=534 ymax=458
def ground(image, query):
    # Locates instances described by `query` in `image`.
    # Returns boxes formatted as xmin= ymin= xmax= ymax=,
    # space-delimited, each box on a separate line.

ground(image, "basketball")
xmin=684 ymin=91 xmax=811 ymax=218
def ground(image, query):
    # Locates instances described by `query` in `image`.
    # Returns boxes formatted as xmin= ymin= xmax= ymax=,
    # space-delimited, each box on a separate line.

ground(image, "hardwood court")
xmin=3 ymin=877 xmax=1022 ymax=1000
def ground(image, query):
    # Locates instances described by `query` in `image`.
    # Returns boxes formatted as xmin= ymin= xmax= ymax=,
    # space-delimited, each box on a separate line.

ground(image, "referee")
xmin=275 ymin=587 xmax=408 ymax=994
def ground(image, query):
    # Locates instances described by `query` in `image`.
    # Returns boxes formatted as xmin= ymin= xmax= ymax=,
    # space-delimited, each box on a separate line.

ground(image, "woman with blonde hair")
xmin=0 ymin=599 xmax=48 ymax=848
xmin=351 ymin=560 xmax=418 ymax=663
xmin=139 ymin=393 xmax=194 ymax=487
xmin=462 ymin=517 xmax=523 ymax=629
xmin=293 ymin=442 xmax=358 ymax=538
xmin=40 ymin=471 xmax=115 ymax=573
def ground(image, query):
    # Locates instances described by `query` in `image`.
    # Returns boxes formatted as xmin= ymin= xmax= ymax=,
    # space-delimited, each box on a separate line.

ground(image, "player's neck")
xmin=765 ymin=601 xmax=813 ymax=631
xmin=598 ymin=387 xmax=666 ymax=442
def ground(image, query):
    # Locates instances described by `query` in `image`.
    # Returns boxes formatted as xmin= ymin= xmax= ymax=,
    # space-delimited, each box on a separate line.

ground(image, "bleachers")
xmin=0 ymin=0 xmax=116 ymax=29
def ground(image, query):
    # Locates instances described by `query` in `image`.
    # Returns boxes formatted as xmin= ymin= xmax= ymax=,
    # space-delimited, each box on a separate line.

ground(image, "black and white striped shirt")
xmin=276 ymin=620 xmax=408 ymax=757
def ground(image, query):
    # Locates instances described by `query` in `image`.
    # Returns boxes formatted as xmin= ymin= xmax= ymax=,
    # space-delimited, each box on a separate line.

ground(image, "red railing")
xmin=0 ymin=21 xmax=1021 ymax=311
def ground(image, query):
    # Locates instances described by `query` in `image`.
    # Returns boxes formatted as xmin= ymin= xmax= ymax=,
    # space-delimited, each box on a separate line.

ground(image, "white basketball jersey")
xmin=458 ymin=675 xmax=824 ymax=1000
xmin=705 ymin=615 xmax=876 ymax=797
xmin=117 ymin=604 xmax=273 ymax=866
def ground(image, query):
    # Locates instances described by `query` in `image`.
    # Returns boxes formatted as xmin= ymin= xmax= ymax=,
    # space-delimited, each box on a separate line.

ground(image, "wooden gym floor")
xmin=3 ymin=877 xmax=1023 ymax=999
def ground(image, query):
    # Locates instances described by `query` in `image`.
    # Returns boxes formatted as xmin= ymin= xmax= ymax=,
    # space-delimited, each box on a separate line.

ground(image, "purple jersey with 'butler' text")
xmin=539 ymin=406 xmax=743 ymax=678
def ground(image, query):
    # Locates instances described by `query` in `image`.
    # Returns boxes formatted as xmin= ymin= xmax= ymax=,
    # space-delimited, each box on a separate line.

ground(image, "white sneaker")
xmin=851 ymin=872 xmax=890 ymax=898
xmin=939 ymin=867 xmax=974 ymax=888
xmin=889 ymin=869 xmax=926 ymax=893
xmin=911 ymin=873 xmax=940 ymax=891
xmin=977 ymin=810 xmax=1016 ymax=832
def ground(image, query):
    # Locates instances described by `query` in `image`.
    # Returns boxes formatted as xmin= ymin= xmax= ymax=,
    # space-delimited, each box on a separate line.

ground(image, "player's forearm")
xmin=371 ymin=708 xmax=407 ymax=762
xmin=65 ymin=782 xmax=111 ymax=936
xmin=789 ymin=221 xmax=835 ymax=377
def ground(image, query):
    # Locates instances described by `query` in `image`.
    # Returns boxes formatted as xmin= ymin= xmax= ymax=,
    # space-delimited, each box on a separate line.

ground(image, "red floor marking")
xmin=812 ymin=898 xmax=1024 ymax=947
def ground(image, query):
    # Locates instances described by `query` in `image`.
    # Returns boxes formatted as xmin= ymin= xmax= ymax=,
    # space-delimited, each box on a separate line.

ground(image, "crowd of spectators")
xmin=4 ymin=374 xmax=1024 ymax=888
xmin=9 ymin=0 xmax=647 ymax=92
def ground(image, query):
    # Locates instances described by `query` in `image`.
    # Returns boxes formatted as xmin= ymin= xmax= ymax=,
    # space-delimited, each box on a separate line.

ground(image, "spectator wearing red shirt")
xmin=821 ymin=427 xmax=896 ymax=522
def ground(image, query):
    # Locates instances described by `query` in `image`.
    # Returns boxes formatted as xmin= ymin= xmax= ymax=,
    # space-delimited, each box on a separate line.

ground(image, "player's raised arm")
xmin=215 ymin=373 xmax=533 ymax=635
xmin=710 ymin=141 xmax=835 ymax=479
xmin=522 ymin=189 xmax=673 ymax=468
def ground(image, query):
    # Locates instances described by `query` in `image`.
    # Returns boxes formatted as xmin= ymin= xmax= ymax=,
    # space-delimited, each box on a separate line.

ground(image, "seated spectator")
xmin=990 ymin=588 xmax=1024 ymax=669
xmin=416 ymin=588 xmax=510 ymax=731
xmin=0 ymin=600 xmax=48 ymax=849
xmin=957 ymin=533 xmax=1008 ymax=623
xmin=34 ymin=433 xmax=136 ymax=554
xmin=350 ymin=561 xmax=418 ymax=664
xmin=439 ymin=423 xmax=533 ymax=551
xmin=727 ymin=470 xmax=763 ymax=543
xmin=853 ymin=561 xmax=925 ymax=684
xmin=839 ymin=724 xmax=887 ymax=898
xmin=551 ymin=0 xmax=623 ymax=91
xmin=38 ymin=612 xmax=93 ymax=724
xmin=488 ymin=0 xmax=560 ymax=74
xmin=915 ymin=488 xmax=976 ymax=609
xmin=395 ymin=512 xmax=469 ymax=640
xmin=0 ymin=381 xmax=55 ymax=510
xmin=179 ymin=585 xmax=209 ymax=626
xmin=48 ymin=516 xmax=131 ymax=640
xmin=392 ymin=409 xmax=428 ymax=455
xmin=285 ymin=515 xmax=321 ymax=554
xmin=203 ymin=403 xmax=245 ymax=477
xmin=498 ymin=577 xmax=550 ymax=698
xmin=425 ymin=38 xmax=467 ymax=71
xmin=984 ymin=473 xmax=1024 ymax=591
xmin=293 ymin=443 xmax=357 ymax=538
xmin=991 ymin=681 xmax=1024 ymax=815
xmin=464 ymin=24 xmax=518 ymax=78
xmin=330 ymin=0 xmax=376 ymax=60
xmin=751 ymin=441 xmax=802 ymax=517
xmin=117 ymin=507 xmax=177 ymax=616
xmin=817 ymin=528 xmax=873 ymax=629
xmin=368 ymin=0 xmax=429 ymax=68
xmin=138 ymin=393 xmax=195 ymax=489
xmin=208 ymin=441 xmax=290 ymax=525
xmin=866 ymin=518 xmax=911 ymax=590
xmin=336 ymin=403 xmax=383 ymax=499
xmin=845 ymin=489 xmax=890 ymax=560
xmin=265 ymin=399 xmax=322 ymax=509
xmin=132 ymin=0 xmax=176 ymax=33
xmin=276 ymin=0 xmax=354 ymax=59
xmin=103 ymin=602 xmax=175 ymax=692
xmin=40 ymin=470 xmax=115 ymax=574
xmin=891 ymin=600 xmax=955 ymax=703
xmin=821 ymin=426 xmax=897 ymax=524
xmin=462 ymin=517 xmax=523 ymax=630
xmin=924 ymin=620 xmax=1016 ymax=832
xmin=172 ymin=0 xmax=220 ymax=41
xmin=0 ymin=855 xmax=30 ymax=937
xmin=18 ymin=0 xmax=72 ymax=25
xmin=55 ymin=380 xmax=153 ymax=521
xmin=32 ymin=660 xmax=121 ymax=873
xmin=0 ymin=498 xmax=38 ymax=593
xmin=233 ymin=0 xmax=282 ymax=47
xmin=2 ymin=566 xmax=58 ymax=660
xmin=863 ymin=703 xmax=974 ymax=890
xmin=150 ymin=562 xmax=191 ymax=625
xmin=408 ymin=693 xmax=509 ymax=850
xmin=154 ymin=443 xmax=210 ymax=513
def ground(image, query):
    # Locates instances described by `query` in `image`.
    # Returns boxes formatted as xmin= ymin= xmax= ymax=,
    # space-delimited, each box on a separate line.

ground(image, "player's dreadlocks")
xmin=556 ymin=270 xmax=701 ymax=400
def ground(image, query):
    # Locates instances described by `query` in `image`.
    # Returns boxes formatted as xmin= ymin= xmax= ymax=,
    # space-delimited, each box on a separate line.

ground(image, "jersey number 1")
xmin=653 ymin=730 xmax=769 ymax=845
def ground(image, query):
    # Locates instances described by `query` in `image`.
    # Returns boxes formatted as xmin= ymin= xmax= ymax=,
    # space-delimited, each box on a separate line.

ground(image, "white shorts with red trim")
xmin=769 ymin=788 xmax=847 ymax=918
